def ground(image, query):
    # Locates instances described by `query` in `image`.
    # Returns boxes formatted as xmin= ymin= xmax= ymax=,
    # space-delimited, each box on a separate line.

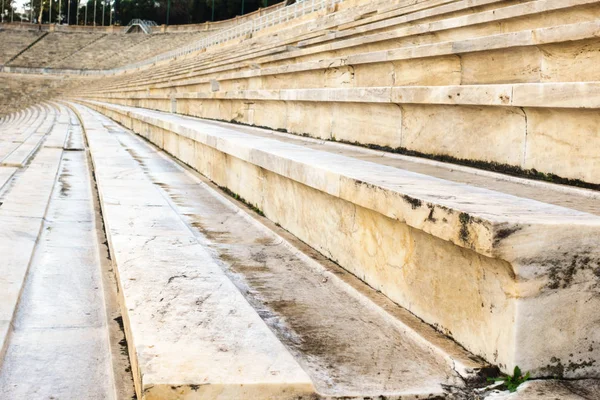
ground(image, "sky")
xmin=12 ymin=0 xmax=27 ymax=14
xmin=11 ymin=0 xmax=76 ymax=15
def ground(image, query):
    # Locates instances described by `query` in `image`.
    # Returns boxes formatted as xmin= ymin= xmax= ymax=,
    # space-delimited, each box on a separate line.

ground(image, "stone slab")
xmin=0 ymin=167 xmax=17 ymax=191
xmin=0 ymin=106 xmax=66 ymax=364
xmin=0 ymin=216 xmax=45 ymax=353
xmin=79 ymin=100 xmax=600 ymax=379
xmin=73 ymin=103 xmax=316 ymax=399
xmin=0 ymin=144 xmax=116 ymax=400
xmin=0 ymin=148 xmax=63 ymax=218
xmin=97 ymin=82 xmax=600 ymax=109
xmin=81 ymin=100 xmax=600 ymax=258
xmin=96 ymin=115 xmax=484 ymax=395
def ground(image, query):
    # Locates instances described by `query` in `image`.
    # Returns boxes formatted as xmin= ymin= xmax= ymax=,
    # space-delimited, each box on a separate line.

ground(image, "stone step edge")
xmin=160 ymin=112 xmax=600 ymax=201
xmin=68 ymin=102 xmax=319 ymax=400
xmin=83 ymin=82 xmax=600 ymax=109
xmin=92 ymin=18 xmax=600 ymax=95
xmin=79 ymin=99 xmax=600 ymax=264
xmin=108 ymin=0 xmax=505 ymax=87
xmin=163 ymin=146 xmax=493 ymax=380
xmin=0 ymin=138 xmax=64 ymax=366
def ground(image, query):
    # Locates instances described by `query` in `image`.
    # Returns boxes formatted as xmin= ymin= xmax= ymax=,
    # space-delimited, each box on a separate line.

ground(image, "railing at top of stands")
xmin=128 ymin=19 xmax=159 ymax=27
xmin=126 ymin=19 xmax=158 ymax=34
xmin=106 ymin=0 xmax=343 ymax=74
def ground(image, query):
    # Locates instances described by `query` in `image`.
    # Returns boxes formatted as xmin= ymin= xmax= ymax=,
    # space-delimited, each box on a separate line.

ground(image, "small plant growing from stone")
xmin=488 ymin=366 xmax=530 ymax=392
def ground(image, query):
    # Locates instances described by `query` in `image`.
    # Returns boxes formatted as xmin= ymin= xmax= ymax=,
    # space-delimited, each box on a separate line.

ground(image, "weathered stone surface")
xmin=0 ymin=167 xmax=17 ymax=191
xmin=2 ymin=0 xmax=600 ymax=394
xmin=0 ymin=107 xmax=66 ymax=361
xmin=0 ymin=136 xmax=117 ymax=400
xmin=88 ymin=109 xmax=484 ymax=397
xmin=484 ymin=379 xmax=600 ymax=400
xmin=81 ymin=100 xmax=600 ymax=378
xmin=524 ymin=108 xmax=600 ymax=185
xmin=73 ymin=103 xmax=316 ymax=399
xmin=400 ymin=104 xmax=527 ymax=165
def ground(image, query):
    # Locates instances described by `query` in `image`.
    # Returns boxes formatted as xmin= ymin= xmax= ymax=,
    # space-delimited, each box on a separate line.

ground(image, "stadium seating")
xmin=1 ymin=0 xmax=600 ymax=398
xmin=0 ymin=30 xmax=45 ymax=65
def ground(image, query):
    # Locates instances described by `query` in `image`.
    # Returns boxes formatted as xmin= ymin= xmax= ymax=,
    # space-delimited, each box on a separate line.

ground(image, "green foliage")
xmin=488 ymin=366 xmax=531 ymax=393
xmin=18 ymin=0 xmax=280 ymax=26
xmin=113 ymin=0 xmax=279 ymax=26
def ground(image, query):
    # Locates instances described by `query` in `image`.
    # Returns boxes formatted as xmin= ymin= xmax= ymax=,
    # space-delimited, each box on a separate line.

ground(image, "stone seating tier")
xmin=1 ymin=0 xmax=599 ymax=397
xmin=77 ymin=0 xmax=600 ymax=185
xmin=80 ymin=99 xmax=600 ymax=380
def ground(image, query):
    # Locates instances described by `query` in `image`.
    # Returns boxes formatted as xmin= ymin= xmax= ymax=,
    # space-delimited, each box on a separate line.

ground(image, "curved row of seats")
xmin=0 ymin=30 xmax=45 ymax=65
xmin=3 ymin=0 xmax=599 ymax=393
xmin=0 ymin=103 xmax=58 ymax=167
xmin=0 ymin=31 xmax=213 ymax=70
xmin=0 ymin=72 xmax=84 ymax=117
xmin=0 ymin=103 xmax=87 ymax=387
xmin=69 ymin=0 xmax=600 ymax=381
xmin=80 ymin=0 xmax=600 ymax=186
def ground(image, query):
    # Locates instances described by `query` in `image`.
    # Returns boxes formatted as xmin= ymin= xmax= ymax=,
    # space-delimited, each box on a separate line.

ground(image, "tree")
xmin=1 ymin=0 xmax=20 ymax=22
xmin=15 ymin=0 xmax=282 ymax=25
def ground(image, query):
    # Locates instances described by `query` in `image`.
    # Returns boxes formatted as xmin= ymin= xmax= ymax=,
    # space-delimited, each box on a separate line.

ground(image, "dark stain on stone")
xmin=118 ymin=335 xmax=130 ymax=357
xmin=540 ymin=357 xmax=597 ymax=378
xmin=114 ymin=316 xmax=125 ymax=331
xmin=58 ymin=173 xmax=71 ymax=197
xmin=402 ymin=195 xmax=422 ymax=210
xmin=217 ymin=184 xmax=265 ymax=217
xmin=543 ymin=251 xmax=600 ymax=290
xmin=167 ymin=274 xmax=188 ymax=284
xmin=353 ymin=178 xmax=377 ymax=190
xmin=459 ymin=212 xmax=471 ymax=244
xmin=493 ymin=225 xmax=523 ymax=247
xmin=426 ymin=205 xmax=436 ymax=222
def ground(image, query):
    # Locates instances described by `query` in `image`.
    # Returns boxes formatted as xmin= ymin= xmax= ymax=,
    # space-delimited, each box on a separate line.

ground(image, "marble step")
xmin=0 ymin=104 xmax=68 ymax=361
xmin=92 ymin=82 xmax=600 ymax=109
xmin=71 ymin=101 xmax=494 ymax=399
xmin=79 ymin=99 xmax=600 ymax=379
xmin=0 ymin=108 xmax=120 ymax=400
xmin=72 ymin=102 xmax=317 ymax=400
xmin=1 ymin=106 xmax=57 ymax=168
xmin=81 ymin=81 xmax=600 ymax=186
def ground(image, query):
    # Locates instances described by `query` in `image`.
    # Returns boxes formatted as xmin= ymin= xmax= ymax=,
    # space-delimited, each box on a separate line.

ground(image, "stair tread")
xmin=84 ymin=100 xmax=600 ymax=259
xmin=85 ymin=107 xmax=474 ymax=397
xmin=74 ymin=103 xmax=318 ymax=399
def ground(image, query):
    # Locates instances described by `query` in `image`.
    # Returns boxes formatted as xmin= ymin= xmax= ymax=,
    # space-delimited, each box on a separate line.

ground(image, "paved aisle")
xmin=0 ymin=105 xmax=132 ymax=399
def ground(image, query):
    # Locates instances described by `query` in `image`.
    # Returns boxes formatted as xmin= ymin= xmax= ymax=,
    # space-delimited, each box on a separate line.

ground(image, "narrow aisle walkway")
xmin=0 ymin=107 xmax=132 ymax=399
